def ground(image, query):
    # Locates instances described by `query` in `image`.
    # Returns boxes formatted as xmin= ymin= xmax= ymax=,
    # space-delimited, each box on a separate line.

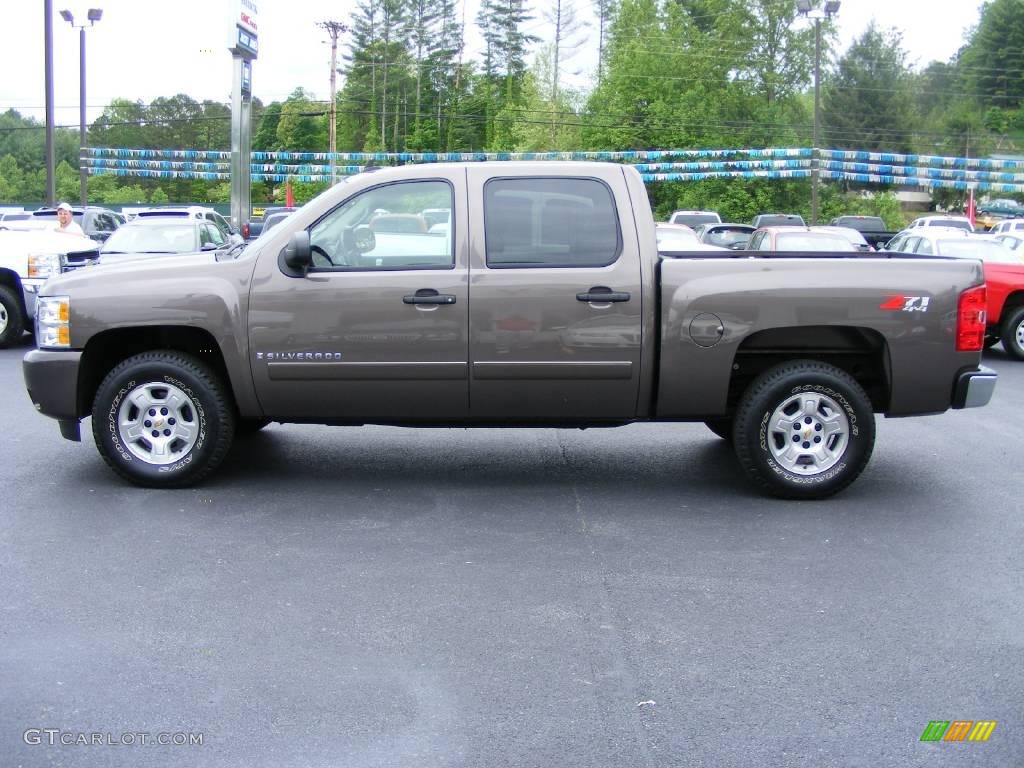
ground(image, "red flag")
xmin=285 ymin=179 xmax=295 ymax=208
xmin=967 ymin=188 xmax=976 ymax=228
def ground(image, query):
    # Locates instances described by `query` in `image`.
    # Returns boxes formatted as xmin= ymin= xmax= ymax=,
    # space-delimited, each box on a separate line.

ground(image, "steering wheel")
xmin=310 ymin=244 xmax=334 ymax=268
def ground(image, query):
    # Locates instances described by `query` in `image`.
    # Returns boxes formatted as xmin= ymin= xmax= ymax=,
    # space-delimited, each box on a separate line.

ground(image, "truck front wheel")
xmin=91 ymin=351 xmax=235 ymax=487
xmin=0 ymin=285 xmax=25 ymax=348
xmin=733 ymin=361 xmax=875 ymax=500
xmin=1000 ymin=306 xmax=1024 ymax=360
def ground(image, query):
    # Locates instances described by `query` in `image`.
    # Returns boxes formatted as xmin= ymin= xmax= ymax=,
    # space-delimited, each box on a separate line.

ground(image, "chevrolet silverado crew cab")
xmin=23 ymin=162 xmax=997 ymax=499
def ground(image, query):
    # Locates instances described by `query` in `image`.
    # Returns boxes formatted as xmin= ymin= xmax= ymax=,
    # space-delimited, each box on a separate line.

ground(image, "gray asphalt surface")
xmin=1 ymin=337 xmax=1021 ymax=767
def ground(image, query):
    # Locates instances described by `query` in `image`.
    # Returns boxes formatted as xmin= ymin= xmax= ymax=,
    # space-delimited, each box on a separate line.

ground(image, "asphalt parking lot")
xmin=1 ymin=337 xmax=1021 ymax=768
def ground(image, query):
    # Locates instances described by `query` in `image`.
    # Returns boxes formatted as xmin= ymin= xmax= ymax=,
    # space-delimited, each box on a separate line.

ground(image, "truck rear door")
xmin=247 ymin=170 xmax=469 ymax=421
xmin=465 ymin=166 xmax=643 ymax=420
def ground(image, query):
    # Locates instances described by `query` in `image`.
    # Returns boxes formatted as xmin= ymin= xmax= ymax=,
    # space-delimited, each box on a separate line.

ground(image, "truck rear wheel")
xmin=0 ymin=285 xmax=25 ymax=348
xmin=1000 ymin=306 xmax=1024 ymax=360
xmin=91 ymin=351 xmax=235 ymax=487
xmin=733 ymin=361 xmax=875 ymax=500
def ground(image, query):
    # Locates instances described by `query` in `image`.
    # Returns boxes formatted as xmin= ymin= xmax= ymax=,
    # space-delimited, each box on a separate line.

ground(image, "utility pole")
xmin=318 ymin=21 xmax=348 ymax=185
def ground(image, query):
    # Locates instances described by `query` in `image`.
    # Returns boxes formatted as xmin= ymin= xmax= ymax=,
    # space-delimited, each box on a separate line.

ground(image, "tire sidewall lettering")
xmin=107 ymin=379 xmax=136 ymax=463
xmin=101 ymin=368 xmax=213 ymax=477
xmin=752 ymin=374 xmax=869 ymax=491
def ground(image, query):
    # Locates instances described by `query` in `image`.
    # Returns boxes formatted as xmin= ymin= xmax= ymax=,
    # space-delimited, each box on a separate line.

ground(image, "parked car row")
xmin=884 ymin=226 xmax=1024 ymax=359
xmin=0 ymin=204 xmax=246 ymax=349
xmin=659 ymin=209 xmax=1024 ymax=359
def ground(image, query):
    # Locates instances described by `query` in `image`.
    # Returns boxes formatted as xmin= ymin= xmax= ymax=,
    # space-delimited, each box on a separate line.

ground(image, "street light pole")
xmin=44 ymin=0 xmax=56 ymax=207
xmin=812 ymin=15 xmax=821 ymax=225
xmin=797 ymin=0 xmax=839 ymax=226
xmin=78 ymin=25 xmax=86 ymax=206
xmin=61 ymin=8 xmax=103 ymax=208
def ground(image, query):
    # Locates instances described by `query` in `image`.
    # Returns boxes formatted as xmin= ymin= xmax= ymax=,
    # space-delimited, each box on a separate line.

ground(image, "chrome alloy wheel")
xmin=117 ymin=381 xmax=199 ymax=465
xmin=0 ymin=303 xmax=7 ymax=334
xmin=767 ymin=392 xmax=850 ymax=475
xmin=1016 ymin=315 xmax=1024 ymax=350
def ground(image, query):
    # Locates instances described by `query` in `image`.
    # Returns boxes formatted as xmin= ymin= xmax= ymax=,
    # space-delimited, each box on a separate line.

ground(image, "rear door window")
xmin=482 ymin=177 xmax=620 ymax=268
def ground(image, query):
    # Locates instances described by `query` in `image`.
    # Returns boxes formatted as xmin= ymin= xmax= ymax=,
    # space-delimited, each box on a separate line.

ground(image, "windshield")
xmin=937 ymin=239 xmax=1023 ymax=263
xmin=776 ymin=233 xmax=857 ymax=251
xmin=101 ymin=223 xmax=198 ymax=253
xmin=835 ymin=217 xmax=885 ymax=232
xmin=704 ymin=228 xmax=753 ymax=247
xmin=757 ymin=215 xmax=805 ymax=227
xmin=671 ymin=213 xmax=719 ymax=227
xmin=924 ymin=218 xmax=973 ymax=231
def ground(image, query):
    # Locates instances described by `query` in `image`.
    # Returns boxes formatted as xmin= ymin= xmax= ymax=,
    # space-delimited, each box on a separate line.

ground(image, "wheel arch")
xmin=1000 ymin=289 xmax=1024 ymax=317
xmin=77 ymin=326 xmax=258 ymax=420
xmin=725 ymin=325 xmax=891 ymax=414
xmin=0 ymin=269 xmax=28 ymax=321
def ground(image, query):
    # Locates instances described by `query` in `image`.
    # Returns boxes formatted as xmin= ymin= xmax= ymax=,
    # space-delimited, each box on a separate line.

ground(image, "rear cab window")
xmin=482 ymin=177 xmax=621 ymax=268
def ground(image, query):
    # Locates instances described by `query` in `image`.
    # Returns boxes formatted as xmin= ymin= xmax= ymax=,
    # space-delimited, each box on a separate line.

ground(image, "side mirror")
xmin=201 ymin=242 xmax=220 ymax=251
xmin=283 ymin=230 xmax=312 ymax=273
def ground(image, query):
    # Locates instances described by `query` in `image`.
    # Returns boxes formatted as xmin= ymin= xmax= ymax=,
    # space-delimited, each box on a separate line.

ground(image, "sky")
xmin=0 ymin=0 xmax=988 ymax=128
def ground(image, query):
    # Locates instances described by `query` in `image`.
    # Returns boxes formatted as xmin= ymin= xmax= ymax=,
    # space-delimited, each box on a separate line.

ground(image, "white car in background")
xmin=655 ymin=223 xmax=728 ymax=253
xmin=0 ymin=228 xmax=98 ymax=347
xmin=907 ymin=214 xmax=974 ymax=232
xmin=989 ymin=218 xmax=1024 ymax=235
xmin=667 ymin=210 xmax=721 ymax=228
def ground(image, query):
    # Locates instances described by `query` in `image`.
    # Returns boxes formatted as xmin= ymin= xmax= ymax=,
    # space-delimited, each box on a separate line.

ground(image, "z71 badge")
xmin=880 ymin=295 xmax=930 ymax=312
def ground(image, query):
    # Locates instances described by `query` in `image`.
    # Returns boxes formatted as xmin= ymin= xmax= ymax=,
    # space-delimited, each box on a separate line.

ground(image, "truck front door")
xmin=466 ymin=167 xmax=643 ymax=421
xmin=248 ymin=175 xmax=469 ymax=421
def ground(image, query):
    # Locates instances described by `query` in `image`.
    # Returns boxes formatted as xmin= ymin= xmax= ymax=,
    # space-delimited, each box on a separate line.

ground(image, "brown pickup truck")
xmin=23 ymin=162 xmax=997 ymax=499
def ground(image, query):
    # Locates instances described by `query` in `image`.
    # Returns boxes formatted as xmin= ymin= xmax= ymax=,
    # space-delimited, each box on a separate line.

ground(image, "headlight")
xmin=28 ymin=253 xmax=62 ymax=278
xmin=36 ymin=295 xmax=71 ymax=348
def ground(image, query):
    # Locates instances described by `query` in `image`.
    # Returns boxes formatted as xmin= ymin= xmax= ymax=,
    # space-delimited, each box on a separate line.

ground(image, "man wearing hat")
xmin=54 ymin=202 xmax=85 ymax=236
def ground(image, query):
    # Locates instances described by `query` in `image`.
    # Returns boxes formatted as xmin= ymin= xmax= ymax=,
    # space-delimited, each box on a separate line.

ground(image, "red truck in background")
xmin=886 ymin=228 xmax=1024 ymax=358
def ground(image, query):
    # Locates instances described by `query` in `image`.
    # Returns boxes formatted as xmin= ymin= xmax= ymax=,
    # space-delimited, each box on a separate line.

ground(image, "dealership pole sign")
xmin=228 ymin=0 xmax=258 ymax=59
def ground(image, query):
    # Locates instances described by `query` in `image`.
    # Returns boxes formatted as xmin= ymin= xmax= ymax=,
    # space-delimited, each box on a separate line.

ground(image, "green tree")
xmin=276 ymin=89 xmax=328 ymax=151
xmin=0 ymin=154 xmax=25 ymax=201
xmin=55 ymin=160 xmax=79 ymax=202
xmin=823 ymin=23 xmax=917 ymax=152
xmin=960 ymin=0 xmax=1024 ymax=110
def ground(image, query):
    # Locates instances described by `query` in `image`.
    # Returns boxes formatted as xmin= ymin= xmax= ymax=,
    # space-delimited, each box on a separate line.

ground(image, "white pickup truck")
xmin=0 ymin=228 xmax=97 ymax=347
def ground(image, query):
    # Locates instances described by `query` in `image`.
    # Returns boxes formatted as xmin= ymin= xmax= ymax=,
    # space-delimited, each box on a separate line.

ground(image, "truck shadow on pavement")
xmin=215 ymin=425 xmax=751 ymax=497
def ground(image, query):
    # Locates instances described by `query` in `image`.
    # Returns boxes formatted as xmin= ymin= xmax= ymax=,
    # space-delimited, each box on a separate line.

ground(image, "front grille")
xmin=61 ymin=250 xmax=99 ymax=271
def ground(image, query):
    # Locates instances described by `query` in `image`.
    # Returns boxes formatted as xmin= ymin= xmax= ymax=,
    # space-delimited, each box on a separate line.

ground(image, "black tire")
xmin=999 ymin=306 xmax=1024 ymax=360
xmin=0 ymin=285 xmax=26 ymax=349
xmin=91 ymin=350 xmax=235 ymax=487
xmin=733 ymin=360 xmax=875 ymax=500
xmin=704 ymin=418 xmax=733 ymax=441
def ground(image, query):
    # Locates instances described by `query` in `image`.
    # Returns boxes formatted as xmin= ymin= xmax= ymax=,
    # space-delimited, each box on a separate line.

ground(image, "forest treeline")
xmin=1 ymin=0 xmax=1021 ymax=222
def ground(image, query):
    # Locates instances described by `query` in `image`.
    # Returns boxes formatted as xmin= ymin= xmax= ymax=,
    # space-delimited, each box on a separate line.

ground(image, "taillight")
xmin=242 ymin=222 xmax=250 ymax=239
xmin=956 ymin=284 xmax=987 ymax=351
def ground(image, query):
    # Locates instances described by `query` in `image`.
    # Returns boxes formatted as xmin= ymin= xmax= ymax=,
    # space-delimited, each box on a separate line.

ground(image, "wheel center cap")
xmin=154 ymin=417 xmax=165 ymax=427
